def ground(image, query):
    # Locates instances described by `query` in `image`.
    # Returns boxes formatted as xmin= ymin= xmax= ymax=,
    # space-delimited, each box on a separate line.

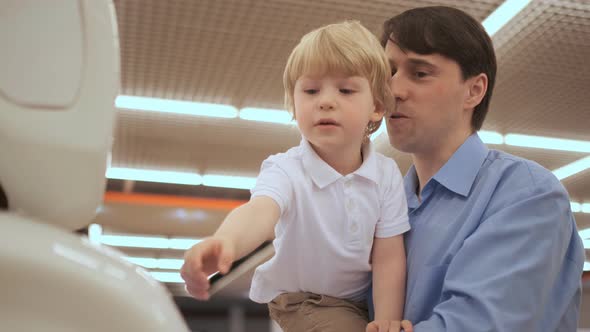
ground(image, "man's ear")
xmin=464 ymin=73 xmax=488 ymax=110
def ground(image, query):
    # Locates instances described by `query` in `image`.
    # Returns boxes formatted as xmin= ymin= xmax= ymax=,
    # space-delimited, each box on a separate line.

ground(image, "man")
xmin=368 ymin=6 xmax=585 ymax=332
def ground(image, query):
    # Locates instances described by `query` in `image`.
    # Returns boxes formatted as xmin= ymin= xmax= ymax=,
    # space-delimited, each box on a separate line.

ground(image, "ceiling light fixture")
xmin=239 ymin=107 xmax=295 ymax=125
xmin=505 ymin=134 xmax=590 ymax=154
xmin=87 ymin=224 xmax=204 ymax=251
xmin=553 ymin=157 xmax=590 ymax=181
xmin=202 ymin=174 xmax=257 ymax=190
xmin=115 ymin=95 xmax=238 ymax=118
xmin=106 ymin=167 xmax=203 ymax=185
xmin=482 ymin=0 xmax=532 ymax=37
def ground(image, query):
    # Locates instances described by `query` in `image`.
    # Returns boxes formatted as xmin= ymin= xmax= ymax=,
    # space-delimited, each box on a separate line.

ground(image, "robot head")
xmin=0 ymin=0 xmax=119 ymax=230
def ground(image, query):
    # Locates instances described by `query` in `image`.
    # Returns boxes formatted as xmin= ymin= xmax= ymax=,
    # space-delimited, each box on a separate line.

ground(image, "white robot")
xmin=0 ymin=1 xmax=190 ymax=330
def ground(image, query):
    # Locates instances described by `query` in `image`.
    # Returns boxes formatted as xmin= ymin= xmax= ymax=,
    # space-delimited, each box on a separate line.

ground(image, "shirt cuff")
xmin=374 ymin=217 xmax=410 ymax=238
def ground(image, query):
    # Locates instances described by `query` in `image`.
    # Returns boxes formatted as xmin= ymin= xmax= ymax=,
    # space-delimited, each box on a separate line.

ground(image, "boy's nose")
xmin=319 ymin=103 xmax=334 ymax=110
xmin=318 ymin=93 xmax=336 ymax=110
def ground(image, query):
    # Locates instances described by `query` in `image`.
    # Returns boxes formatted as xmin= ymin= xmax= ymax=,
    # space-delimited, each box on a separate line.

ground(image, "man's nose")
xmin=390 ymin=73 xmax=408 ymax=102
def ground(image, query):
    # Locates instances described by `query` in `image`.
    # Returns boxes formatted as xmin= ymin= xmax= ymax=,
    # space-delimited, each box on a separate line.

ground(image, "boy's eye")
xmin=339 ymin=89 xmax=355 ymax=94
xmin=304 ymin=89 xmax=318 ymax=94
xmin=391 ymin=69 xmax=397 ymax=77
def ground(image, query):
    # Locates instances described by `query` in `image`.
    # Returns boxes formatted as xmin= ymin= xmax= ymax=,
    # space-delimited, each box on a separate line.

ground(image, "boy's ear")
xmin=464 ymin=73 xmax=488 ymax=110
xmin=370 ymin=100 xmax=386 ymax=122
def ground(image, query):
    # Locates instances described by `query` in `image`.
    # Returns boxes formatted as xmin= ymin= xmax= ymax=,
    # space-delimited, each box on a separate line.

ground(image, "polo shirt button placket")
xmin=344 ymin=179 xmax=352 ymax=189
xmin=346 ymin=199 xmax=354 ymax=212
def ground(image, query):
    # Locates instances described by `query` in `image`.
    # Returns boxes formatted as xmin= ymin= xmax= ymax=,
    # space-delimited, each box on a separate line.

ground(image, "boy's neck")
xmin=309 ymin=141 xmax=364 ymax=176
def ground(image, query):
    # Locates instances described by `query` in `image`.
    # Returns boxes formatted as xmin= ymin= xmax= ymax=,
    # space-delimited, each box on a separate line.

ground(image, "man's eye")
xmin=340 ymin=89 xmax=355 ymax=94
xmin=304 ymin=89 xmax=318 ymax=94
xmin=414 ymin=71 xmax=429 ymax=78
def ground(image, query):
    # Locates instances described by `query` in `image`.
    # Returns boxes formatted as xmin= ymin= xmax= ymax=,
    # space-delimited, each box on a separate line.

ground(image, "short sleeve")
xmin=376 ymin=160 xmax=410 ymax=238
xmin=250 ymin=155 xmax=294 ymax=215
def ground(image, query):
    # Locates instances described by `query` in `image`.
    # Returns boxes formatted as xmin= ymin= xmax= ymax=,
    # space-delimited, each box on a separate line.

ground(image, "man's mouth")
xmin=389 ymin=113 xmax=408 ymax=119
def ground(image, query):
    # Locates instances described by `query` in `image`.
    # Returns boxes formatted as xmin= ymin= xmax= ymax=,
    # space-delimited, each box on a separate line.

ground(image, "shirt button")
xmin=350 ymin=223 xmax=358 ymax=233
xmin=346 ymin=200 xmax=354 ymax=211
xmin=344 ymin=179 xmax=352 ymax=188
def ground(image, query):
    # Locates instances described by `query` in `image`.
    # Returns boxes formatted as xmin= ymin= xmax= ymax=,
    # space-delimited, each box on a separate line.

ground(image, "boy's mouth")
xmin=315 ymin=119 xmax=340 ymax=126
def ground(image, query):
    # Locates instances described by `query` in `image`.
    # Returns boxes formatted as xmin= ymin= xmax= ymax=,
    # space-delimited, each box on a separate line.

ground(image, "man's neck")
xmin=412 ymin=132 xmax=472 ymax=194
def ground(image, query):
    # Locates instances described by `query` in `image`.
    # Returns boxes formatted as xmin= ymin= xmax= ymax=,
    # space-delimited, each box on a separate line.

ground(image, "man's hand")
xmin=180 ymin=237 xmax=235 ymax=300
xmin=366 ymin=319 xmax=413 ymax=332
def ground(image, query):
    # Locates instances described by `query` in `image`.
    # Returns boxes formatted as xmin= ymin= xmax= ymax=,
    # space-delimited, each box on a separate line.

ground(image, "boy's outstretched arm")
xmin=213 ymin=196 xmax=279 ymax=260
xmin=367 ymin=234 xmax=406 ymax=331
xmin=181 ymin=196 xmax=280 ymax=300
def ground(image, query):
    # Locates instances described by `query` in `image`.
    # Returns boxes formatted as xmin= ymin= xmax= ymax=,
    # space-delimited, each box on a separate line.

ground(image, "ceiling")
xmin=92 ymin=0 xmax=590 ymax=300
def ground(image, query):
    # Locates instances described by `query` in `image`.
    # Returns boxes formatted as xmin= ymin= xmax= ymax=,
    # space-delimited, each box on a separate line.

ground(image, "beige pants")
xmin=268 ymin=292 xmax=369 ymax=332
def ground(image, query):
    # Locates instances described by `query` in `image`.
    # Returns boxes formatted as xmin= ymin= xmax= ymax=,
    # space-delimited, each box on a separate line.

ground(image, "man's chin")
xmin=389 ymin=136 xmax=414 ymax=153
xmin=388 ymin=135 xmax=412 ymax=153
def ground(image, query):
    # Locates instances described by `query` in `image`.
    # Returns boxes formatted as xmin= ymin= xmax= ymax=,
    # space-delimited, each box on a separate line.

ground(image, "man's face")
xmin=384 ymin=40 xmax=473 ymax=155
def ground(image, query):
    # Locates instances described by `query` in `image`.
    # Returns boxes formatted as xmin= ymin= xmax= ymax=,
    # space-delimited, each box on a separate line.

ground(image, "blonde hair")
xmin=283 ymin=20 xmax=394 ymax=136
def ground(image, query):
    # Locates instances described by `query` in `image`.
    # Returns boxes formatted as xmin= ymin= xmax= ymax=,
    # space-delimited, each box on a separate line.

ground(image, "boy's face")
xmin=293 ymin=73 xmax=383 ymax=152
xmin=384 ymin=40 xmax=473 ymax=156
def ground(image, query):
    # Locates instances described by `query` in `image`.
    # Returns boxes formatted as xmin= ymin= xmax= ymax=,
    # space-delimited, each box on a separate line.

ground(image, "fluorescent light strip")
xmin=570 ymin=202 xmax=590 ymax=214
xmin=106 ymin=167 xmax=203 ymax=185
xmin=88 ymin=224 xmax=202 ymax=251
xmin=150 ymin=271 xmax=184 ymax=283
xmin=239 ymin=107 xmax=295 ymax=125
xmin=106 ymin=168 xmax=257 ymax=190
xmin=478 ymin=131 xmax=504 ymax=145
xmin=584 ymin=262 xmax=590 ymax=272
xmin=149 ymin=271 xmax=218 ymax=283
xmin=482 ymin=0 xmax=532 ymax=37
xmin=124 ymin=257 xmax=184 ymax=270
xmin=505 ymin=134 xmax=590 ymax=154
xmin=99 ymin=234 xmax=201 ymax=250
xmin=571 ymin=202 xmax=581 ymax=213
xmin=100 ymin=234 xmax=168 ymax=249
xmin=115 ymin=95 xmax=238 ymax=119
xmin=553 ymin=157 xmax=590 ymax=181
xmin=580 ymin=231 xmax=589 ymax=260
xmin=88 ymin=223 xmax=103 ymax=244
xmin=202 ymin=174 xmax=257 ymax=190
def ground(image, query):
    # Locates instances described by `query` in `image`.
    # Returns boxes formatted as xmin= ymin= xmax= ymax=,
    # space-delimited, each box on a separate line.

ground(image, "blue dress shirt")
xmin=370 ymin=133 xmax=585 ymax=331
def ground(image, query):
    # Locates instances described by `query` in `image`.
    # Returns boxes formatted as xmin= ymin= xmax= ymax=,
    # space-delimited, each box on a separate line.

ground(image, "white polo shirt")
xmin=249 ymin=139 xmax=410 ymax=303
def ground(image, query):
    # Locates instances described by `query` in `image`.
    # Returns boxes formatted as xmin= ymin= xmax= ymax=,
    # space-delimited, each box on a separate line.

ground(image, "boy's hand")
xmin=366 ymin=320 xmax=413 ymax=332
xmin=180 ymin=237 xmax=235 ymax=300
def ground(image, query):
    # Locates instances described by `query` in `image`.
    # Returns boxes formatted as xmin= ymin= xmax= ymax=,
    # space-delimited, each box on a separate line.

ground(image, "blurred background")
xmin=87 ymin=0 xmax=590 ymax=331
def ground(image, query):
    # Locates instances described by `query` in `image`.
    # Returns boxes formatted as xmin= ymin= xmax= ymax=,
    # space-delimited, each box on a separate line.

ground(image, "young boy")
xmin=181 ymin=21 xmax=410 ymax=332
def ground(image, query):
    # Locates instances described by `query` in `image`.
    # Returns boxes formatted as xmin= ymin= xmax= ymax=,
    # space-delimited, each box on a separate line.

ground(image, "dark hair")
xmin=381 ymin=6 xmax=496 ymax=131
xmin=0 ymin=184 xmax=8 ymax=210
